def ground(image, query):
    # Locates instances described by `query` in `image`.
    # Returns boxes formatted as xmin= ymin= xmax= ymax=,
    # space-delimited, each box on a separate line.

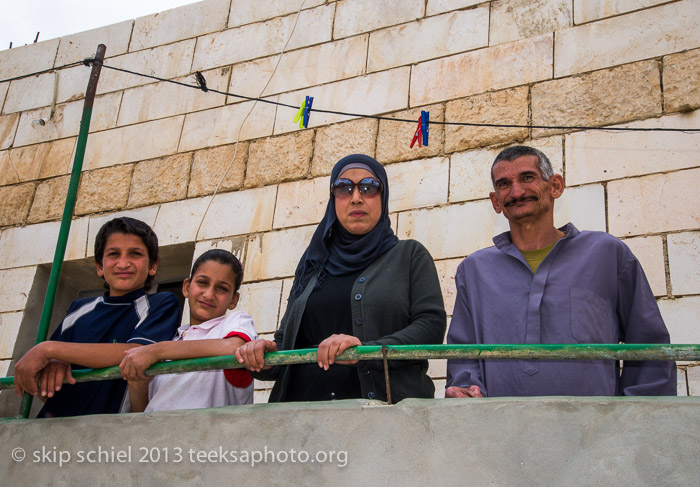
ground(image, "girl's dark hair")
xmin=190 ymin=249 xmax=244 ymax=292
xmin=94 ymin=217 xmax=159 ymax=291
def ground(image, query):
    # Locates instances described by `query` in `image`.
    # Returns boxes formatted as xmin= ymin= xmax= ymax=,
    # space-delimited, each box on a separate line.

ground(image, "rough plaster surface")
xmin=0 ymin=398 xmax=698 ymax=485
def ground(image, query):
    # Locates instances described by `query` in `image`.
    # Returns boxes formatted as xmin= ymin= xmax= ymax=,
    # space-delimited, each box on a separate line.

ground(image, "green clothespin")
xmin=293 ymin=99 xmax=306 ymax=128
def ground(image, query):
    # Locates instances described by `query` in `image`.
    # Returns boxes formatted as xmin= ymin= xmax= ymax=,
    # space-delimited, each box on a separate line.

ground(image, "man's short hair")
xmin=94 ymin=217 xmax=159 ymax=290
xmin=491 ymin=145 xmax=554 ymax=185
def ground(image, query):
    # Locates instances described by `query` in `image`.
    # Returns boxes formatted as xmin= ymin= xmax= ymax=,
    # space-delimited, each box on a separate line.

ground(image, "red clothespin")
xmin=410 ymin=111 xmax=429 ymax=148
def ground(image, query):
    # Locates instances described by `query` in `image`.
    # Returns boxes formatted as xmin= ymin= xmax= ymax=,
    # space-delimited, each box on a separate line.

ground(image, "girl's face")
xmin=183 ymin=260 xmax=240 ymax=325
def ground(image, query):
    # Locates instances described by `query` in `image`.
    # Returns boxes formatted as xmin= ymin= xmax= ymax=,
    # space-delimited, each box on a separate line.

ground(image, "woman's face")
xmin=334 ymin=168 xmax=383 ymax=235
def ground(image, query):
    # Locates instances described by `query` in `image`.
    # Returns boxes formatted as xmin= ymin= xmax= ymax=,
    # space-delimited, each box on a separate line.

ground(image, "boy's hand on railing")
xmin=39 ymin=359 xmax=75 ymax=397
xmin=235 ymin=339 xmax=277 ymax=372
xmin=445 ymin=385 xmax=483 ymax=398
xmin=317 ymin=334 xmax=361 ymax=370
xmin=120 ymin=346 xmax=158 ymax=381
xmin=14 ymin=343 xmax=51 ymax=397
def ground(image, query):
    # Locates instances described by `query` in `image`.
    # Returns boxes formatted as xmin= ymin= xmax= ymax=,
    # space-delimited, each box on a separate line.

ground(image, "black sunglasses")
xmin=331 ymin=177 xmax=382 ymax=198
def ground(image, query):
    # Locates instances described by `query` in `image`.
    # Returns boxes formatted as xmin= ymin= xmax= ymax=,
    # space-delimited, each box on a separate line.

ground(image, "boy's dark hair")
xmin=190 ymin=249 xmax=244 ymax=293
xmin=94 ymin=217 xmax=159 ymax=290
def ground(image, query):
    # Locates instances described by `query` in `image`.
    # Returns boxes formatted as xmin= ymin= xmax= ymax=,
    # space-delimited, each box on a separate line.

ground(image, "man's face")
xmin=489 ymin=155 xmax=564 ymax=224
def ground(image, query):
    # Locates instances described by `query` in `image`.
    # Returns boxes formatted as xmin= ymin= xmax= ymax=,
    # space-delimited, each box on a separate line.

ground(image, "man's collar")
xmin=493 ymin=222 xmax=578 ymax=249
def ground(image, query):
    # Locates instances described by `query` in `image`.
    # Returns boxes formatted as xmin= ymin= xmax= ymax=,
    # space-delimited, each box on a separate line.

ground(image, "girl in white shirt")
xmin=121 ymin=249 xmax=258 ymax=412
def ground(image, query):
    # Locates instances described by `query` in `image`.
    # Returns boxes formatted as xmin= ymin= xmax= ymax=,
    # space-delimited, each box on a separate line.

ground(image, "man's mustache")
xmin=505 ymin=196 xmax=537 ymax=207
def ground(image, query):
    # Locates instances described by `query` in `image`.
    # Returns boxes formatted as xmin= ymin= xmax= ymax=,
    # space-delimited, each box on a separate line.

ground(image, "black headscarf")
xmin=289 ymin=154 xmax=398 ymax=299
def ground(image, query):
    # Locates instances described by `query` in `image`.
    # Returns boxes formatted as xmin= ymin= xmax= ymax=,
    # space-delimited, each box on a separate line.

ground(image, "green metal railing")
xmin=2 ymin=343 xmax=698 ymax=392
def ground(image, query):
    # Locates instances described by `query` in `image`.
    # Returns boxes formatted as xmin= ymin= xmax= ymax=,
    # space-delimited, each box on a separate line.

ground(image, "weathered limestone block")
xmin=179 ymin=100 xmax=276 ymax=152
xmin=83 ymin=116 xmax=184 ymax=170
xmin=4 ymin=72 xmax=56 ymax=114
xmin=76 ymin=164 xmax=133 ymax=215
xmin=274 ymin=68 xmax=410 ymax=134
xmin=0 ymin=82 xmax=8 ymax=110
xmin=0 ymin=267 xmax=37 ymax=312
xmin=427 ymin=0 xmax=482 ymax=16
xmin=621 ymin=235 xmax=667 ymax=296
xmin=664 ymin=49 xmax=700 ymax=113
xmin=689 ymin=366 xmax=700 ymax=396
xmin=556 ymin=0 xmax=700 ymax=77
xmin=117 ymin=67 xmax=229 ymax=126
xmin=0 ymin=311 xmax=22 ymax=358
xmin=608 ymin=168 xmax=700 ymax=237
xmin=0 ymin=182 xmax=35 ymax=227
xmin=0 ymin=218 xmax=89 ymax=269
xmin=246 ymin=131 xmax=313 ymax=188
xmin=449 ymin=136 xmax=563 ymax=204
xmin=312 ymin=119 xmax=377 ymax=176
xmin=368 ymin=7 xmax=489 ymax=72
xmin=245 ymin=225 xmax=316 ymax=281
xmin=397 ymin=200 xmax=509 ymax=260
xmin=411 ymin=35 xmax=552 ymax=106
xmin=574 ymin=0 xmax=670 ymax=24
xmin=376 ymin=104 xmax=444 ymax=164
xmin=668 ymin=231 xmax=700 ymax=296
xmin=445 ymin=87 xmax=529 ymax=153
xmin=565 ymin=111 xmax=700 ymax=185
xmin=490 ymin=0 xmax=572 ymax=46
xmin=554 ymin=184 xmax=606 ymax=232
xmin=14 ymin=92 xmax=121 ymax=148
xmin=434 ymin=258 xmax=462 ymax=317
xmin=532 ymin=61 xmax=661 ymax=137
xmin=273 ymin=176 xmax=330 ymax=229
xmin=0 ymin=113 xmax=19 ymax=150
xmin=228 ymin=0 xmax=326 ymax=27
xmin=0 ymin=138 xmax=74 ymax=186
xmin=197 ymin=186 xmax=277 ymax=240
xmin=334 ymin=0 xmax=423 ymax=38
xmin=0 ymin=39 xmax=59 ymax=85
xmin=657 ymin=296 xmax=700 ymax=345
xmin=28 ymin=176 xmax=69 ymax=223
xmin=88 ymin=40 xmax=196 ymax=96
xmin=237 ymin=280 xmax=283 ymax=334
xmin=55 ymin=21 xmax=132 ymax=66
xmin=131 ymin=0 xmax=230 ymax=51
xmin=188 ymin=142 xmax=248 ymax=198
xmin=193 ymin=5 xmax=333 ymax=71
xmin=228 ymin=36 xmax=368 ymax=99
xmin=385 ymin=157 xmax=449 ymax=212
xmin=154 ymin=197 xmax=211 ymax=246
xmin=128 ymin=153 xmax=191 ymax=208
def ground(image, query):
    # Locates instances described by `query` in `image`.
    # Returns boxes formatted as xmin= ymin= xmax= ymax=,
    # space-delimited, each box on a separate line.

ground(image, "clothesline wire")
xmin=3 ymin=56 xmax=699 ymax=133
xmin=0 ymin=60 xmax=86 ymax=84
xmin=96 ymin=61 xmax=700 ymax=133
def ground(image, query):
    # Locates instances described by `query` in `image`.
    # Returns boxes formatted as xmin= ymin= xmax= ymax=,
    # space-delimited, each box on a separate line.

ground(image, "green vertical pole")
xmin=17 ymin=44 xmax=106 ymax=418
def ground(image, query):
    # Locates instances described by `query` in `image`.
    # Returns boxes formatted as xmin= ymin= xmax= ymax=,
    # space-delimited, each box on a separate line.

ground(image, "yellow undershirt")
xmin=520 ymin=242 xmax=556 ymax=274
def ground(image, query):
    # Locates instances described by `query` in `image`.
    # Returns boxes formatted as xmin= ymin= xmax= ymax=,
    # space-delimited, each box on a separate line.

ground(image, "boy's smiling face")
xmin=96 ymin=233 xmax=158 ymax=296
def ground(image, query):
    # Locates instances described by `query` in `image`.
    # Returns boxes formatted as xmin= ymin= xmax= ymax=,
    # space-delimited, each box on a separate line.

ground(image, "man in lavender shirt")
xmin=445 ymin=145 xmax=676 ymax=397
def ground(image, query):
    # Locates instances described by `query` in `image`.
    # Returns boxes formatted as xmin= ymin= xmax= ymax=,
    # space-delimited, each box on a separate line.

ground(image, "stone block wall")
xmin=0 ymin=0 xmax=699 ymax=399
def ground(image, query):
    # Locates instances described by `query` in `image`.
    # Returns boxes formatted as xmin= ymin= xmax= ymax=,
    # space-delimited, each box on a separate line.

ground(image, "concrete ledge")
xmin=1 ymin=397 xmax=698 ymax=485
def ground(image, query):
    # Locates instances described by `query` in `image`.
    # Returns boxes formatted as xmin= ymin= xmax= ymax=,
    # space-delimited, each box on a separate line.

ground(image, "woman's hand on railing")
xmin=317 ymin=334 xmax=361 ymax=370
xmin=235 ymin=339 xmax=278 ymax=372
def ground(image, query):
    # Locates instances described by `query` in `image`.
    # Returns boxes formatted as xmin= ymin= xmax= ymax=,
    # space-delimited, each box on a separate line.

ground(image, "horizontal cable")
xmin=98 ymin=62 xmax=700 ymax=133
xmin=0 ymin=60 xmax=87 ymax=84
xmin=1 ymin=343 xmax=698 ymax=391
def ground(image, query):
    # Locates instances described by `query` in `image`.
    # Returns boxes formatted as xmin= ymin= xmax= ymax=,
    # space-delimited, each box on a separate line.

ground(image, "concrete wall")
xmin=0 ymin=0 xmax=699 ymax=400
xmin=1 ymin=397 xmax=699 ymax=485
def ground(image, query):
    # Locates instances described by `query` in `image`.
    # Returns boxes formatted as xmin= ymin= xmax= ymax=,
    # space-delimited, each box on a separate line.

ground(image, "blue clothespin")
xmin=410 ymin=111 xmax=429 ymax=148
xmin=303 ymin=96 xmax=313 ymax=128
xmin=292 ymin=96 xmax=314 ymax=128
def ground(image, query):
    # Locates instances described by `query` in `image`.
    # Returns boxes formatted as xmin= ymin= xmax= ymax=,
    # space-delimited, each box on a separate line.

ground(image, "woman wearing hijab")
xmin=235 ymin=154 xmax=446 ymax=402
